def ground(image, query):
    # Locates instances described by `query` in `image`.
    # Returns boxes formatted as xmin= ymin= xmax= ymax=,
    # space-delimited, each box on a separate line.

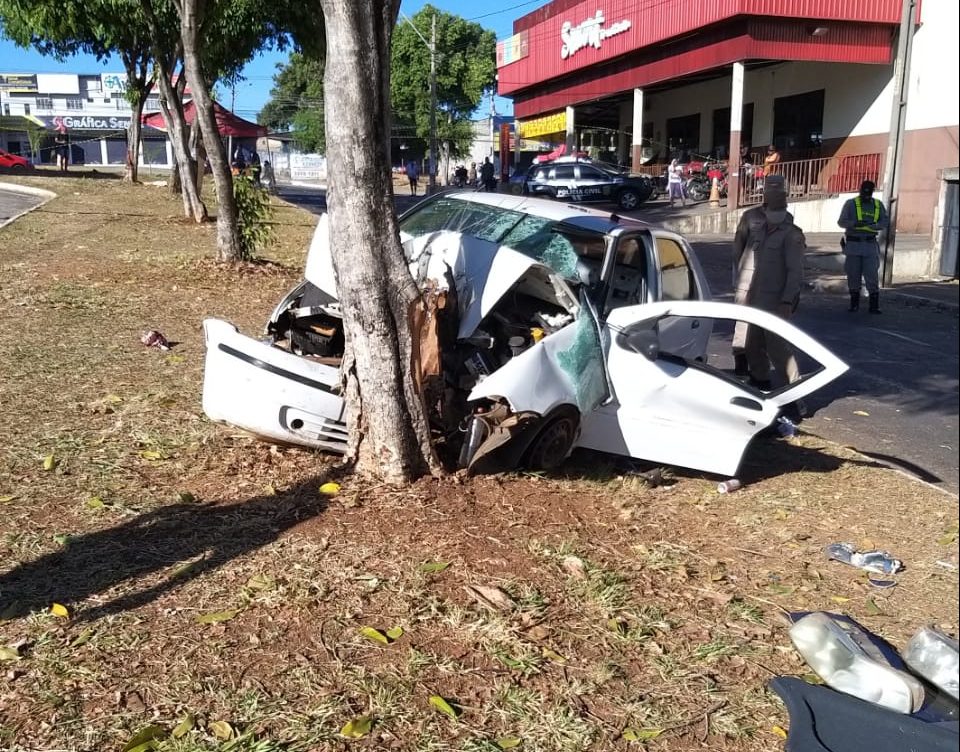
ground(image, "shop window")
xmin=35 ymin=97 xmax=52 ymax=109
xmin=2 ymin=103 xmax=8 ymax=116
xmin=24 ymin=103 xmax=31 ymax=115
xmin=712 ymin=103 xmax=754 ymax=160
xmin=773 ymin=90 xmax=824 ymax=158
xmin=66 ymin=98 xmax=84 ymax=110
xmin=666 ymin=114 xmax=700 ymax=162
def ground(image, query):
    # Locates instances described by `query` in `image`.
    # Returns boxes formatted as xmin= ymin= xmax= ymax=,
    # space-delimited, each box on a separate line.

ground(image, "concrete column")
xmin=565 ymin=106 xmax=576 ymax=151
xmin=727 ymin=61 xmax=745 ymax=207
xmin=99 ymin=137 xmax=108 ymax=165
xmin=631 ymin=88 xmax=644 ymax=173
xmin=617 ymin=100 xmax=631 ymax=166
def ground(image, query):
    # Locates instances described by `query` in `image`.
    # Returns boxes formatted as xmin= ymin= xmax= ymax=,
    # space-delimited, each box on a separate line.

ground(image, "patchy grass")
xmin=0 ymin=174 xmax=957 ymax=751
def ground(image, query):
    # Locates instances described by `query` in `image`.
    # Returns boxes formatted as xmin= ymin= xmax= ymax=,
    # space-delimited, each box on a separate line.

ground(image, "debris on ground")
xmin=140 ymin=329 xmax=171 ymax=350
xmin=825 ymin=542 xmax=903 ymax=575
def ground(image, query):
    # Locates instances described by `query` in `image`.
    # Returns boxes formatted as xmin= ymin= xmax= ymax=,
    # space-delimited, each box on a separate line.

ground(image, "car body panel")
xmin=203 ymin=193 xmax=848 ymax=477
xmin=0 ymin=149 xmax=31 ymax=169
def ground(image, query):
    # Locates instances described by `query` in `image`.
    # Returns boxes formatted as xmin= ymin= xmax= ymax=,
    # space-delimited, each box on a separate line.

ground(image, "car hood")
xmin=304 ymin=213 xmax=576 ymax=340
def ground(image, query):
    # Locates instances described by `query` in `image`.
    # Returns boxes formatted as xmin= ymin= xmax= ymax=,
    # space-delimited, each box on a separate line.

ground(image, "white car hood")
xmin=304 ymin=215 xmax=573 ymax=339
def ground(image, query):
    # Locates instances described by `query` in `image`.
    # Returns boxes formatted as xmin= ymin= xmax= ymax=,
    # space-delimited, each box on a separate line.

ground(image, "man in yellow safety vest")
xmin=838 ymin=180 xmax=889 ymax=313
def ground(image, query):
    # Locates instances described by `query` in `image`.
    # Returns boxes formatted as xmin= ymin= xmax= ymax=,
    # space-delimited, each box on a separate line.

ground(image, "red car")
xmin=0 ymin=149 xmax=31 ymax=171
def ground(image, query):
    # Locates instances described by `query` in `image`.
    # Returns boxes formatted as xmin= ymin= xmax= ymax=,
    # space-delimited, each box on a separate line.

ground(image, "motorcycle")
xmin=685 ymin=162 xmax=727 ymax=202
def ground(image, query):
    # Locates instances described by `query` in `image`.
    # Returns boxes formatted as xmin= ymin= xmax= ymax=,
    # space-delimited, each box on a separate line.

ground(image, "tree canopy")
xmin=258 ymin=52 xmax=326 ymax=153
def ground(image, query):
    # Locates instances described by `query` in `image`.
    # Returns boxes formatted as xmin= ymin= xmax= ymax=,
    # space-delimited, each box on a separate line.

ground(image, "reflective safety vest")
xmin=854 ymin=196 xmax=881 ymax=234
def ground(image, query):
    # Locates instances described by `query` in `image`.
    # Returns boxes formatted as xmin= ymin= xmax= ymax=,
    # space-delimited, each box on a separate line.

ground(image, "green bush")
xmin=232 ymin=175 xmax=274 ymax=260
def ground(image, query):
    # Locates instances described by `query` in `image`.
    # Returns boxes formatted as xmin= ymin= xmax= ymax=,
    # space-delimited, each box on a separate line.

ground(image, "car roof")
xmin=445 ymin=191 xmax=657 ymax=234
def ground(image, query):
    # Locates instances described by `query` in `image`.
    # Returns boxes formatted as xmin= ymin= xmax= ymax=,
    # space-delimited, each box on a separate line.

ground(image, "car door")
xmin=577 ymin=301 xmax=848 ymax=476
xmin=648 ymin=230 xmax=713 ymax=361
xmin=575 ymin=164 xmax=613 ymax=202
xmin=551 ymin=164 xmax=578 ymax=200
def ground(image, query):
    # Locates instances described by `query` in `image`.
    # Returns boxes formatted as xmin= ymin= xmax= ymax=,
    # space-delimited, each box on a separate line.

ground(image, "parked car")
xmin=202 ymin=192 xmax=847 ymax=476
xmin=519 ymin=158 xmax=654 ymax=210
xmin=0 ymin=149 xmax=31 ymax=172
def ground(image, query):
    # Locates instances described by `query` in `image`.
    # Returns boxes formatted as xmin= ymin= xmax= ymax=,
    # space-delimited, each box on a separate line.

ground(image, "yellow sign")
xmin=519 ymin=111 xmax=567 ymax=140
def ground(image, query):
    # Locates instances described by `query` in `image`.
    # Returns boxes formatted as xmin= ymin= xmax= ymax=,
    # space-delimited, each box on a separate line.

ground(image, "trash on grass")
xmin=825 ymin=543 xmax=902 ymax=575
xmin=717 ymin=478 xmax=742 ymax=493
xmin=140 ymin=329 xmax=170 ymax=351
xmin=902 ymin=626 xmax=960 ymax=700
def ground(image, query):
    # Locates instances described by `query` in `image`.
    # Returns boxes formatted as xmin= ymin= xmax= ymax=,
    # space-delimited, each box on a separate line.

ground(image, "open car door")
xmin=577 ymin=301 xmax=848 ymax=476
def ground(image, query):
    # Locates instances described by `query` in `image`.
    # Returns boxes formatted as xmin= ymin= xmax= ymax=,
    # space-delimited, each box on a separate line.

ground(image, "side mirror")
xmin=618 ymin=327 xmax=659 ymax=361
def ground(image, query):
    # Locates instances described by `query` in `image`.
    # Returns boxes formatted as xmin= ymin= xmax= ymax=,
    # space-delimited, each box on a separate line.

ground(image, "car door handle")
xmin=730 ymin=396 xmax=762 ymax=411
xmin=690 ymin=319 xmax=700 ymax=329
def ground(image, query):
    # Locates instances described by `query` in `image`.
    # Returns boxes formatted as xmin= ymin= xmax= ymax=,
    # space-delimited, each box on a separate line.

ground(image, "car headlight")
xmin=789 ymin=612 xmax=925 ymax=713
xmin=903 ymin=627 xmax=960 ymax=701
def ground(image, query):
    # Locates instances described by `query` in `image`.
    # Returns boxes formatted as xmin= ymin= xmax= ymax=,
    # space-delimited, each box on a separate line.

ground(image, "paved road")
xmin=0 ymin=187 xmax=43 ymax=227
xmin=691 ymin=236 xmax=959 ymax=495
xmin=277 ymin=185 xmax=959 ymax=495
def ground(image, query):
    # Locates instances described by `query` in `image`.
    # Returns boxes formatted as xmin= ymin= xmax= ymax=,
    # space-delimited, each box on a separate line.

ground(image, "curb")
xmin=0 ymin=181 xmax=57 ymax=230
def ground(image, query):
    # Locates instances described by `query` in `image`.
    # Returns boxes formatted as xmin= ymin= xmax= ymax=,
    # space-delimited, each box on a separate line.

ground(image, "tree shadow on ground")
xmin=0 ymin=475 xmax=333 ymax=622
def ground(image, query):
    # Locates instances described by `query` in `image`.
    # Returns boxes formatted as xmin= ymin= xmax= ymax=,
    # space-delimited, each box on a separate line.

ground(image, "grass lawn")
xmin=0 ymin=172 xmax=957 ymax=752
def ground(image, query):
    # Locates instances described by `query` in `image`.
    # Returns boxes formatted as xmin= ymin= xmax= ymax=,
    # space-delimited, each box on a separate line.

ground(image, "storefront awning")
xmin=142 ymin=101 xmax=266 ymax=138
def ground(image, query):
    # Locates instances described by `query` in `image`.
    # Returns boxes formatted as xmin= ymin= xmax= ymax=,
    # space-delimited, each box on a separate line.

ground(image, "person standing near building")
xmin=731 ymin=175 xmax=806 ymax=401
xmin=54 ymin=129 xmax=69 ymax=172
xmin=467 ymin=161 xmax=478 ymax=188
xmin=762 ymin=144 xmax=781 ymax=177
xmin=405 ymin=159 xmax=420 ymax=196
xmin=667 ymin=158 xmax=685 ymax=207
xmin=480 ymin=157 xmax=496 ymax=192
xmin=838 ymin=180 xmax=888 ymax=314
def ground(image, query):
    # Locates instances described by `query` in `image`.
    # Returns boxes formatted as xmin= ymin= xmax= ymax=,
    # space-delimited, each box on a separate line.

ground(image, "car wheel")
xmin=617 ymin=189 xmax=641 ymax=210
xmin=687 ymin=181 xmax=709 ymax=202
xmin=524 ymin=407 xmax=579 ymax=471
xmin=10 ymin=164 xmax=25 ymax=173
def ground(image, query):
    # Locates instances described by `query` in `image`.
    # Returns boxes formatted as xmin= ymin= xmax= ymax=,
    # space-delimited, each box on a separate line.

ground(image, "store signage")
xmin=496 ymin=30 xmax=529 ymax=67
xmin=560 ymin=10 xmax=632 ymax=59
xmin=0 ymin=73 xmax=38 ymax=93
xmin=100 ymin=73 xmax=128 ymax=93
xmin=47 ymin=115 xmax=131 ymax=130
xmin=519 ymin=111 xmax=567 ymax=140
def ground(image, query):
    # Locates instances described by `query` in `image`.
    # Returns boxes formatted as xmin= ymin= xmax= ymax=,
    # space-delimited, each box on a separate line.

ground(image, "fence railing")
xmin=739 ymin=152 xmax=883 ymax=206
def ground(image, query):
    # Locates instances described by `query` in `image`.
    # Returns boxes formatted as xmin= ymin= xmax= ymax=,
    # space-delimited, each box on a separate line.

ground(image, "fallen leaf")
xmin=121 ymin=724 xmax=166 ymax=752
xmin=85 ymin=497 xmax=105 ymax=510
xmin=0 ymin=495 xmax=15 ymax=503
xmin=71 ymin=628 xmax=94 ymax=647
xmin=496 ymin=738 xmax=522 ymax=749
xmin=50 ymin=603 xmax=70 ymax=619
xmin=623 ymin=727 xmax=663 ymax=741
xmin=196 ymin=609 xmax=239 ymax=625
xmin=42 ymin=454 xmax=57 ymax=471
xmin=359 ymin=626 xmax=390 ymax=645
xmin=171 ymin=714 xmax=195 ymax=739
xmin=165 ymin=354 xmax=185 ymax=365
xmin=541 ymin=647 xmax=566 ymax=663
xmin=386 ymin=626 xmax=404 ymax=641
xmin=606 ymin=618 xmax=628 ymax=636
xmin=464 ymin=584 xmax=515 ymax=612
xmin=340 ymin=715 xmax=373 ymax=739
xmin=419 ymin=561 xmax=450 ymax=574
xmin=246 ymin=574 xmax=275 ymax=592
xmin=177 ymin=491 xmax=197 ymax=504
xmin=52 ymin=534 xmax=72 ymax=547
xmin=318 ymin=482 xmax=341 ymax=496
xmin=0 ymin=646 xmax=21 ymax=661
xmin=429 ymin=694 xmax=460 ymax=720
xmin=852 ymin=410 xmax=870 ymax=417
xmin=865 ymin=597 xmax=882 ymax=615
xmin=766 ymin=584 xmax=794 ymax=596
xmin=209 ymin=720 xmax=234 ymax=740
xmin=772 ymin=725 xmax=789 ymax=739
xmin=830 ymin=595 xmax=850 ymax=604
xmin=139 ymin=450 xmax=164 ymax=461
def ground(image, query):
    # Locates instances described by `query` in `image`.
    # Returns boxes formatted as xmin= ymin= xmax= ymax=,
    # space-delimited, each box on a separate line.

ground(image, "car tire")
xmin=617 ymin=189 xmax=641 ymax=210
xmin=686 ymin=181 xmax=709 ymax=202
xmin=524 ymin=407 xmax=580 ymax=471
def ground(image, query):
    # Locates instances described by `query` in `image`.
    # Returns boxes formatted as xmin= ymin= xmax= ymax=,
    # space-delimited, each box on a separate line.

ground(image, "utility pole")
xmin=428 ymin=14 xmax=438 ymax=194
xmin=489 ymin=86 xmax=496 ymax=163
xmin=881 ymin=0 xmax=918 ymax=287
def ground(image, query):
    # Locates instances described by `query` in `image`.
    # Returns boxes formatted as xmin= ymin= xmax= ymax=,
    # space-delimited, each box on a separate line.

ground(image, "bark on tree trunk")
xmin=179 ymin=0 xmax=242 ymax=262
xmin=155 ymin=65 xmax=206 ymax=221
xmin=124 ymin=99 xmax=145 ymax=183
xmin=319 ymin=0 xmax=440 ymax=483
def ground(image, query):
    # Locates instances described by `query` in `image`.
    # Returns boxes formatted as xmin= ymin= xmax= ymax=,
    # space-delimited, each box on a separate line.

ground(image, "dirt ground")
xmin=0 ymin=172 xmax=957 ymax=752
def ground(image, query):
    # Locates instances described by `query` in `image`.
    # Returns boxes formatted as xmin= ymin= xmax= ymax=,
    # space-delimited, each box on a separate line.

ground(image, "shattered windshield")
xmin=399 ymin=198 xmax=609 ymax=283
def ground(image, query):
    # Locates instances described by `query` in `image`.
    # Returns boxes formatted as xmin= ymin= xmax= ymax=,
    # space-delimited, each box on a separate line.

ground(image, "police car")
xmin=520 ymin=157 xmax=654 ymax=211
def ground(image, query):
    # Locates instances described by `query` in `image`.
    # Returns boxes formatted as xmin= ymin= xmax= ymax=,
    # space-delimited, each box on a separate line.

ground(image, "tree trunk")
xmin=124 ymin=99 xmax=145 ymax=183
xmin=155 ymin=65 xmax=206 ymax=221
xmin=179 ymin=0 xmax=241 ymax=261
xmin=318 ymin=0 xmax=440 ymax=483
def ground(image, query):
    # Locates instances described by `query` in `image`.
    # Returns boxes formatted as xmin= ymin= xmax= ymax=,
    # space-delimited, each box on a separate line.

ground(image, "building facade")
xmin=497 ymin=0 xmax=959 ymax=240
xmin=0 ymin=72 xmax=172 ymax=167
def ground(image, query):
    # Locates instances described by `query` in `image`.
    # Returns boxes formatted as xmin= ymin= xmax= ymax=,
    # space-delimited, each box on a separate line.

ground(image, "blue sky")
xmin=0 ymin=0 xmax=530 ymax=119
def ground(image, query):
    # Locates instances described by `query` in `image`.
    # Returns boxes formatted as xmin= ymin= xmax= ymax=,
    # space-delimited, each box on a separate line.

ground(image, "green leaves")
xmin=359 ymin=626 xmax=404 ymax=645
xmin=121 ymin=724 xmax=165 ymax=752
xmin=419 ymin=561 xmax=450 ymax=574
xmin=196 ymin=609 xmax=239 ymax=625
xmin=340 ymin=715 xmax=373 ymax=739
xmin=623 ymin=727 xmax=663 ymax=742
xmin=429 ymin=694 xmax=460 ymax=721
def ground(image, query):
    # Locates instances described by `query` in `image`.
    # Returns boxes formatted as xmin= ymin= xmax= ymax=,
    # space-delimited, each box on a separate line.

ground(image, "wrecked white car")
xmin=202 ymin=193 xmax=847 ymax=476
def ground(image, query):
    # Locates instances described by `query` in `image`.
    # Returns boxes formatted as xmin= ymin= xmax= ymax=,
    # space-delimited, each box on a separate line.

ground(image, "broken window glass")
xmin=555 ymin=299 xmax=608 ymax=412
xmin=400 ymin=198 xmax=525 ymax=243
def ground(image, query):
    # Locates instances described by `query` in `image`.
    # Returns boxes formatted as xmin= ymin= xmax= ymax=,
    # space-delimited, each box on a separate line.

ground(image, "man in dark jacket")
xmin=480 ymin=157 xmax=496 ymax=192
xmin=838 ymin=180 xmax=888 ymax=313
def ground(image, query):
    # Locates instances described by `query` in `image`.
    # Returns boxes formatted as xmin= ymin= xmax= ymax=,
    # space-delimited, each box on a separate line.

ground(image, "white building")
xmin=0 ymin=72 xmax=172 ymax=167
